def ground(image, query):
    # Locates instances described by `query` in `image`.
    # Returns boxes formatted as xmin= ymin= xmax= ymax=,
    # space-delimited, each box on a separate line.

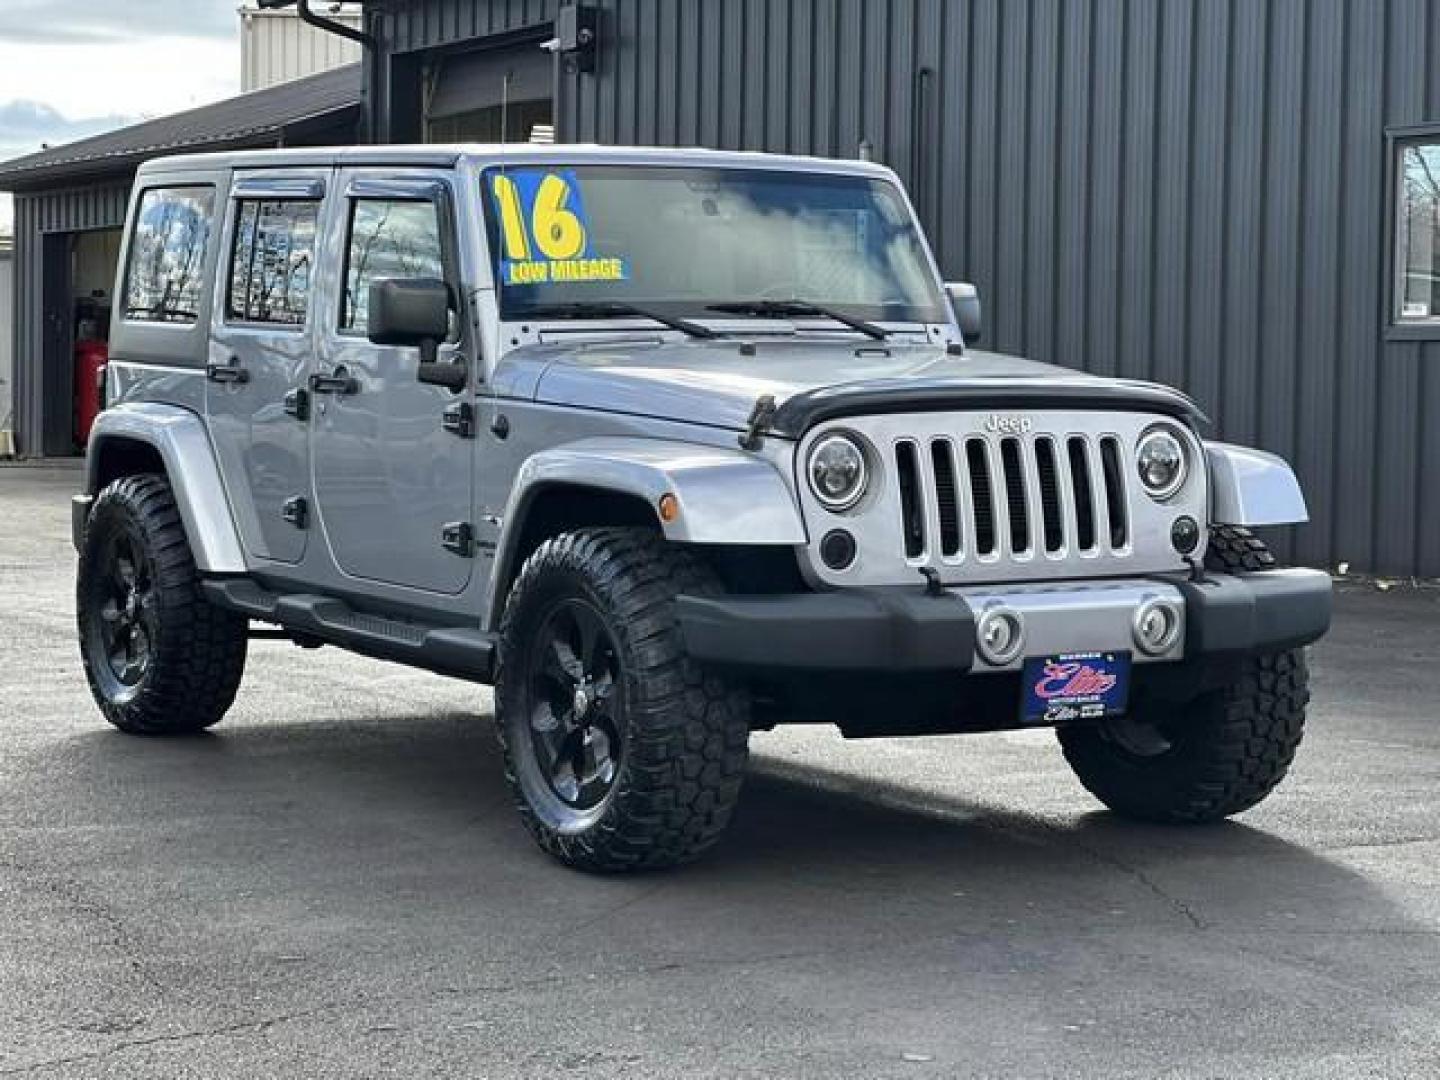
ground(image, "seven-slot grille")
xmin=895 ymin=433 xmax=1131 ymax=563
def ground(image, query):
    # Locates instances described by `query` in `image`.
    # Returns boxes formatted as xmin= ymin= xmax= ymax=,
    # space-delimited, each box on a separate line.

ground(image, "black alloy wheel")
xmin=524 ymin=598 xmax=626 ymax=813
xmin=86 ymin=524 xmax=159 ymax=701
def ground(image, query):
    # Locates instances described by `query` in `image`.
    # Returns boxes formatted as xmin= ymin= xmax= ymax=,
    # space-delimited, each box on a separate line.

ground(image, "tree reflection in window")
xmin=227 ymin=200 xmax=319 ymax=326
xmin=342 ymin=200 xmax=445 ymax=332
xmin=1398 ymin=141 xmax=1440 ymax=323
xmin=124 ymin=187 xmax=215 ymax=324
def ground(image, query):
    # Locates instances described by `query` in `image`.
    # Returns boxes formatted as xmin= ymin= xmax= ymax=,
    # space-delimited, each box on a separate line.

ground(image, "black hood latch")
xmin=738 ymin=394 xmax=778 ymax=452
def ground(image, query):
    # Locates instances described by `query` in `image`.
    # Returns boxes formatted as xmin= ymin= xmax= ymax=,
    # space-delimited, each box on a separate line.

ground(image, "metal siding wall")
xmin=375 ymin=0 xmax=1439 ymax=577
xmin=9 ymin=180 xmax=131 ymax=456
xmin=0 ymin=253 xmax=13 ymax=434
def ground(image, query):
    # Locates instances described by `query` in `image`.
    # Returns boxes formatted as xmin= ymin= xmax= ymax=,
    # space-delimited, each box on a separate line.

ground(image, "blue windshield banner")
xmin=487 ymin=168 xmax=630 ymax=287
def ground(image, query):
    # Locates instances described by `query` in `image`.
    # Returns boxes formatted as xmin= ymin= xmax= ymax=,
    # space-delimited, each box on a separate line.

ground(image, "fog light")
xmin=1132 ymin=598 xmax=1183 ymax=656
xmin=976 ymin=606 xmax=1025 ymax=666
xmin=820 ymin=529 xmax=857 ymax=571
xmin=1171 ymin=515 xmax=1201 ymax=556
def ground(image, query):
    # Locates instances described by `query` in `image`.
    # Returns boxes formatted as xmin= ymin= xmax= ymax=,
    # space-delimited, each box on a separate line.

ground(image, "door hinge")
xmin=282 ymin=496 xmax=309 ymax=530
xmin=442 ymin=521 xmax=476 ymax=557
xmin=442 ymin=400 xmax=476 ymax=438
xmin=283 ymin=386 xmax=310 ymax=421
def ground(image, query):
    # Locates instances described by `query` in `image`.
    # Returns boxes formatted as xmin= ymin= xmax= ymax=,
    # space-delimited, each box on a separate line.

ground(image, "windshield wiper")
xmin=521 ymin=301 xmax=718 ymax=340
xmin=706 ymin=299 xmax=889 ymax=341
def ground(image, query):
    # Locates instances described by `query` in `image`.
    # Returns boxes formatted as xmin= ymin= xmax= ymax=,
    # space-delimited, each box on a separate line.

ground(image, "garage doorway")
xmin=425 ymin=44 xmax=554 ymax=144
xmin=39 ymin=226 xmax=124 ymax=455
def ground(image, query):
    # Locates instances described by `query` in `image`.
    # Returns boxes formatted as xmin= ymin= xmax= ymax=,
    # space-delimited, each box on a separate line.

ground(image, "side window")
xmin=123 ymin=186 xmax=215 ymax=324
xmin=341 ymin=199 xmax=446 ymax=333
xmin=1396 ymin=138 xmax=1440 ymax=324
xmin=227 ymin=199 xmax=320 ymax=326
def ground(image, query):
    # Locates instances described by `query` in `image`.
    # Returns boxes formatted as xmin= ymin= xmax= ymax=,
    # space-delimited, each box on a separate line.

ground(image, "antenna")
xmin=501 ymin=70 xmax=512 ymax=146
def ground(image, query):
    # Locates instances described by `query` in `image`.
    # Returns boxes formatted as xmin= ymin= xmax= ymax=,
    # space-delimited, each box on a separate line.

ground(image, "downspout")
xmin=255 ymin=0 xmax=377 ymax=142
xmin=256 ymin=0 xmax=372 ymax=47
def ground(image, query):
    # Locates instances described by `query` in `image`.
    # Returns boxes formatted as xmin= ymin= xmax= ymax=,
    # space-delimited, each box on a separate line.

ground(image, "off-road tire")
xmin=77 ymin=474 xmax=248 ymax=735
xmin=494 ymin=528 xmax=750 ymax=872
xmin=1056 ymin=526 xmax=1309 ymax=823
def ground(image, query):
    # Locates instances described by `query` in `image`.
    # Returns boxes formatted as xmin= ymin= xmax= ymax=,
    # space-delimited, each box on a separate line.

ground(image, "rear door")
xmin=309 ymin=169 xmax=474 ymax=595
xmin=207 ymin=173 xmax=329 ymax=565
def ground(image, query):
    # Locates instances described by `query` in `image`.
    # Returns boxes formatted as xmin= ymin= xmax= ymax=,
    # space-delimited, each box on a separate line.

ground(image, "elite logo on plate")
xmin=1020 ymin=651 xmax=1131 ymax=726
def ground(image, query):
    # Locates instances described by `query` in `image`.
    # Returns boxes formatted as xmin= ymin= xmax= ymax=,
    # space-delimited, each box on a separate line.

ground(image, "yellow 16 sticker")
xmin=489 ymin=170 xmax=628 ymax=286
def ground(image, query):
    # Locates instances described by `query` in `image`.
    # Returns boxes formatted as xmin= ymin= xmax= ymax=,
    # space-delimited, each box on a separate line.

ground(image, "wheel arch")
xmin=483 ymin=438 xmax=809 ymax=630
xmin=83 ymin=404 xmax=246 ymax=573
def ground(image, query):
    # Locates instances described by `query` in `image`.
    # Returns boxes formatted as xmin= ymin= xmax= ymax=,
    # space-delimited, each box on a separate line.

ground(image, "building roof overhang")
xmin=0 ymin=63 xmax=361 ymax=193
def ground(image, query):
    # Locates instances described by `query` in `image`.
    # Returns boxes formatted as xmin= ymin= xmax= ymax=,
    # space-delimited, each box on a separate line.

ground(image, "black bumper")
xmin=676 ymin=569 xmax=1332 ymax=674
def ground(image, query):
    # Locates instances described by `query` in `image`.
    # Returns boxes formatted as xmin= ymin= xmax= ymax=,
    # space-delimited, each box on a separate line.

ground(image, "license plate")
xmin=1020 ymin=651 xmax=1131 ymax=726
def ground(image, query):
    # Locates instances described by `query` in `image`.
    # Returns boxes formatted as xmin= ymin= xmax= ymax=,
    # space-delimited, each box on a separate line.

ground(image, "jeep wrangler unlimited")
xmin=74 ymin=145 xmax=1330 ymax=871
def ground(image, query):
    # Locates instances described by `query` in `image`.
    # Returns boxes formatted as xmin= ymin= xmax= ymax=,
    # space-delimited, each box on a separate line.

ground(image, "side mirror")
xmin=367 ymin=277 xmax=467 ymax=390
xmin=945 ymin=282 xmax=982 ymax=346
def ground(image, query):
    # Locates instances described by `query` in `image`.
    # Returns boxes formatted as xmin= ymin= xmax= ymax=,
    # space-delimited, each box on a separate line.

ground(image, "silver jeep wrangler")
xmin=74 ymin=145 xmax=1331 ymax=871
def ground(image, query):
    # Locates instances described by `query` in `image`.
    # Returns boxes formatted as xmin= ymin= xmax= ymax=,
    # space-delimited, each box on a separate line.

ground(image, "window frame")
xmin=224 ymin=196 xmax=323 ymax=332
xmin=1387 ymin=123 xmax=1440 ymax=342
xmin=120 ymin=183 xmax=217 ymax=328
xmin=336 ymin=187 xmax=462 ymax=340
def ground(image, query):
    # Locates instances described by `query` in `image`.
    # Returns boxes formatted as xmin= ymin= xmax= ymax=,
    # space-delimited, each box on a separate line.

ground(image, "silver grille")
xmin=894 ymin=433 xmax=1131 ymax=564
xmin=795 ymin=410 xmax=1207 ymax=587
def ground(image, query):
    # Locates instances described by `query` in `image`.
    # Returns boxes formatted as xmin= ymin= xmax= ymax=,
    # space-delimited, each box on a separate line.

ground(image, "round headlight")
xmin=807 ymin=433 xmax=869 ymax=511
xmin=1135 ymin=425 xmax=1189 ymax=500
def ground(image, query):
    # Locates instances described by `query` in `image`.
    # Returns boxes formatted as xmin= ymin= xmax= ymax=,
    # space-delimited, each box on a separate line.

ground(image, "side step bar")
xmin=203 ymin=579 xmax=495 ymax=683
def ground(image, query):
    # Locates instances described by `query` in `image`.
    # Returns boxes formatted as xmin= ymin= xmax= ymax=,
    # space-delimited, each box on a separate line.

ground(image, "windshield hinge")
xmin=738 ymin=394 xmax=778 ymax=452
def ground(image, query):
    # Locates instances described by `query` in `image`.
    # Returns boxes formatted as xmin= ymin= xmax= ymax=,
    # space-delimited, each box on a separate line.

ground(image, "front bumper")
xmin=676 ymin=569 xmax=1332 ymax=674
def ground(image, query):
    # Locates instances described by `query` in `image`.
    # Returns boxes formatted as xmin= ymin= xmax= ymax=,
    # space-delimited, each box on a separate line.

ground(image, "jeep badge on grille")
xmin=984 ymin=414 xmax=1034 ymax=435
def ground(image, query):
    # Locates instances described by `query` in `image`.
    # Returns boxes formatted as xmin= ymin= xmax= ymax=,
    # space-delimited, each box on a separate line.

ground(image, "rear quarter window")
xmin=123 ymin=186 xmax=216 ymax=325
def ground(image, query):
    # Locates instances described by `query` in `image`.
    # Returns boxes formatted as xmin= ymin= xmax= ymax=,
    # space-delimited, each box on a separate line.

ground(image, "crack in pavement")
xmin=1074 ymin=845 xmax=1208 ymax=930
xmin=0 ymin=854 xmax=169 ymax=994
xmin=0 ymin=1000 xmax=355 ymax=1076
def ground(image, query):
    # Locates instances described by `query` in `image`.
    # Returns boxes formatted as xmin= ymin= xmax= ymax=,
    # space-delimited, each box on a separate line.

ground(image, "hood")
xmin=493 ymin=338 xmax=1203 ymax=435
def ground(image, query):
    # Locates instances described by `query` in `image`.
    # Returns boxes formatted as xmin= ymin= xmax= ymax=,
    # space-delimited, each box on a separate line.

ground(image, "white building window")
xmin=1396 ymin=138 xmax=1440 ymax=324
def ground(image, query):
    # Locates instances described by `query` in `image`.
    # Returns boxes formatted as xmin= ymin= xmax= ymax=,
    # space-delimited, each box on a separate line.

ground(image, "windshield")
xmin=481 ymin=164 xmax=946 ymax=325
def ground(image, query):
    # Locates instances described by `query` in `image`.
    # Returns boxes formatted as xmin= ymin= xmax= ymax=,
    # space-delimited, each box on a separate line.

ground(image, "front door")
xmin=309 ymin=170 xmax=474 ymax=595
xmin=207 ymin=174 xmax=329 ymax=564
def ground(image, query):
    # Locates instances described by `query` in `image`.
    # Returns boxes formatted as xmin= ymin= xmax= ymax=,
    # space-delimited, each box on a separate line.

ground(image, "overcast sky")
xmin=0 ymin=1 xmax=241 ymax=231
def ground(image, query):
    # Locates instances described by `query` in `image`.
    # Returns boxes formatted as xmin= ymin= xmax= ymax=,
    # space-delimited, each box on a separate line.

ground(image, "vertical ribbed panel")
xmin=335 ymin=0 xmax=1440 ymax=575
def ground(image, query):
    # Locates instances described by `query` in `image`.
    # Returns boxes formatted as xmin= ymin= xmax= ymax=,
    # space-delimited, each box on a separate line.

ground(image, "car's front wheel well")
xmin=504 ymin=484 xmax=660 ymax=597
xmin=498 ymin=485 xmax=809 ymax=617
xmin=90 ymin=437 xmax=166 ymax=493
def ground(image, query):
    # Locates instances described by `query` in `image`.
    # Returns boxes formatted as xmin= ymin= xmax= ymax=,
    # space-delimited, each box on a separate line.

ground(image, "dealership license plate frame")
xmin=1020 ymin=650 xmax=1132 ymax=726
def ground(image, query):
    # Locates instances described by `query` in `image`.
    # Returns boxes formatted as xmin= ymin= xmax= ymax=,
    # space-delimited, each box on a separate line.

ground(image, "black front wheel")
xmin=1057 ymin=526 xmax=1310 ymax=822
xmin=77 ymin=474 xmax=248 ymax=735
xmin=495 ymin=528 xmax=750 ymax=872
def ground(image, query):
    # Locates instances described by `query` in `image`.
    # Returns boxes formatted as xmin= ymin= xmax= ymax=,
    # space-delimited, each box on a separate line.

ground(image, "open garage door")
xmin=426 ymin=43 xmax=553 ymax=143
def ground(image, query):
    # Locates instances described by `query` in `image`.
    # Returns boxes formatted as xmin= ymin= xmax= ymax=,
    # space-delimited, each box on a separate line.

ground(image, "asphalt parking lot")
xmin=1 ymin=462 xmax=1437 ymax=1079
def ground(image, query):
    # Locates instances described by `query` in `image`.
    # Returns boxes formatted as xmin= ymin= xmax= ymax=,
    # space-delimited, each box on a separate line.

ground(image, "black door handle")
xmin=206 ymin=360 xmax=249 ymax=384
xmin=309 ymin=366 xmax=357 ymax=395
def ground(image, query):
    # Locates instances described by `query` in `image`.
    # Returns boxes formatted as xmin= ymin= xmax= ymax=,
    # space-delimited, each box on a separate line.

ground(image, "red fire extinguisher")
xmin=74 ymin=339 xmax=109 ymax=447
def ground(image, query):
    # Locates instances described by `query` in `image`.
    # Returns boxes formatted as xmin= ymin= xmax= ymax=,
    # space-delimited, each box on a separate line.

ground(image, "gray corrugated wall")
xmin=400 ymin=1 xmax=1440 ymax=576
xmin=10 ymin=180 xmax=132 ymax=456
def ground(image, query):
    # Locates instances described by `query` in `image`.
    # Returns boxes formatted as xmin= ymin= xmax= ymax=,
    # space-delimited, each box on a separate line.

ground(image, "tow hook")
xmin=919 ymin=566 xmax=945 ymax=597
